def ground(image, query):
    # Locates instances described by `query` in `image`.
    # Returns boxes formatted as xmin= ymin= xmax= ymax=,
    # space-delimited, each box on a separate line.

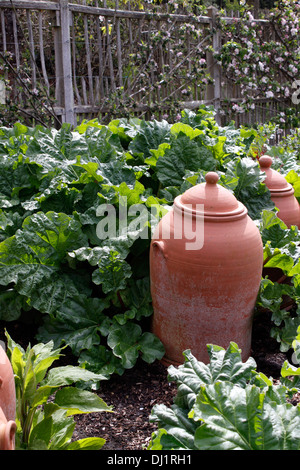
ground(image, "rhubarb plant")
xmin=257 ymin=210 xmax=300 ymax=351
xmin=148 ymin=342 xmax=300 ymax=451
xmin=0 ymin=106 xmax=298 ymax=378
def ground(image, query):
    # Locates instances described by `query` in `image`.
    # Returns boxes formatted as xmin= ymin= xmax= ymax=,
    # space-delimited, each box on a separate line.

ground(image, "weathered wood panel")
xmin=0 ymin=0 xmax=290 ymax=129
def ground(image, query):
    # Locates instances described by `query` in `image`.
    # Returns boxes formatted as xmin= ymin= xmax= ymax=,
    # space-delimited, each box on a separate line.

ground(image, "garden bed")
xmin=0 ymin=112 xmax=300 ymax=450
xmin=0 ymin=309 xmax=294 ymax=451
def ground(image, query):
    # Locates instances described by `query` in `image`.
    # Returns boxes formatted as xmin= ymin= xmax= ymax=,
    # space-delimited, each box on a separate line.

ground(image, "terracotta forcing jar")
xmin=0 ymin=343 xmax=16 ymax=450
xmin=259 ymin=155 xmax=300 ymax=228
xmin=150 ymin=172 xmax=263 ymax=366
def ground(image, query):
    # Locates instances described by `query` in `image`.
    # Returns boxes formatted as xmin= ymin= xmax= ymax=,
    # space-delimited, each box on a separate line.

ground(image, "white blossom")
xmin=258 ymin=62 xmax=264 ymax=71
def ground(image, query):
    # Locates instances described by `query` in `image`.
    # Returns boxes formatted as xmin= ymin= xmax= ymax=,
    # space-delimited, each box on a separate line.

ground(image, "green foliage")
xmin=257 ymin=210 xmax=300 ymax=352
xmin=148 ymin=342 xmax=300 ymax=450
xmin=5 ymin=331 xmax=112 ymax=450
xmin=0 ymin=106 xmax=298 ymax=377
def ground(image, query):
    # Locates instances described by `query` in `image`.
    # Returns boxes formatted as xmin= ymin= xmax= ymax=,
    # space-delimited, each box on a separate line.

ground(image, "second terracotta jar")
xmin=150 ymin=172 xmax=263 ymax=366
xmin=259 ymin=155 xmax=300 ymax=228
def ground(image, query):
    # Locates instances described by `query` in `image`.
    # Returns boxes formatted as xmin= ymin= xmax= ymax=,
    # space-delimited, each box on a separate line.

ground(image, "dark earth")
xmin=0 ymin=309 xmax=298 ymax=451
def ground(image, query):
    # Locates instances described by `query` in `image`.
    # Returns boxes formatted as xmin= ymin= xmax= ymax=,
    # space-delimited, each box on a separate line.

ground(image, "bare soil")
xmin=0 ymin=310 xmax=296 ymax=451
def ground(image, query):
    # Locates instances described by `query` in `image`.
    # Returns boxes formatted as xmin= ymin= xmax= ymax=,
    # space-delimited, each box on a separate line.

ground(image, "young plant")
xmin=5 ymin=331 xmax=113 ymax=450
xmin=148 ymin=342 xmax=300 ymax=450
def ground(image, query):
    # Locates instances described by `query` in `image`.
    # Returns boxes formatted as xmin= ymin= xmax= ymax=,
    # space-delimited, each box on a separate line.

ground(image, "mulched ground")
xmin=0 ymin=309 xmax=296 ymax=451
xmin=72 ymin=310 xmax=290 ymax=450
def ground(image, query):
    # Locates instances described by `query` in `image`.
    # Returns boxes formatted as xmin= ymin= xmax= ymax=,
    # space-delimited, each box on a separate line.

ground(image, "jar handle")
xmin=152 ymin=240 xmax=167 ymax=259
xmin=0 ymin=408 xmax=16 ymax=450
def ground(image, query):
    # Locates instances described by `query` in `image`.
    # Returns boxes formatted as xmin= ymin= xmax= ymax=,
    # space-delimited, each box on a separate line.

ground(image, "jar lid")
xmin=173 ymin=172 xmax=247 ymax=220
xmin=259 ymin=155 xmax=293 ymax=194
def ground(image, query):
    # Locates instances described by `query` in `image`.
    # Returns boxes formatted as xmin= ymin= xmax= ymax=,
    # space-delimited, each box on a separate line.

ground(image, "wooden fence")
xmin=0 ymin=0 xmax=292 ymax=128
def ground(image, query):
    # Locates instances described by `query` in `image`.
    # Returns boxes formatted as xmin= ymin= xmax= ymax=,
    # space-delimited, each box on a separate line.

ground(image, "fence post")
xmin=53 ymin=0 xmax=75 ymax=126
xmin=206 ymin=6 xmax=221 ymax=123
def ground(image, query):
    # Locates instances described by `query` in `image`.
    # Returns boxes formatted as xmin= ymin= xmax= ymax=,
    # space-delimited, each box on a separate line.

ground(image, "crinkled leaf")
xmin=192 ymin=381 xmax=300 ymax=450
xmin=43 ymin=366 xmax=108 ymax=388
xmin=107 ymin=322 xmax=142 ymax=369
xmin=37 ymin=295 xmax=110 ymax=355
xmin=78 ymin=345 xmax=125 ymax=377
xmin=129 ymin=119 xmax=171 ymax=159
xmin=168 ymin=344 xmax=256 ymax=410
xmin=149 ymin=404 xmax=198 ymax=450
xmin=156 ymin=133 xmax=216 ymax=187
xmin=119 ymin=277 xmax=153 ymax=320
xmin=257 ymin=278 xmax=294 ymax=326
xmin=139 ymin=332 xmax=165 ymax=363
xmin=0 ymin=211 xmax=88 ymax=313
xmin=92 ymin=251 xmax=132 ymax=293
xmin=192 ymin=382 xmax=264 ymax=450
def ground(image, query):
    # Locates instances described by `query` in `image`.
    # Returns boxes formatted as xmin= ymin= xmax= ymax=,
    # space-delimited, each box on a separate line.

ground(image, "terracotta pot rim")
xmin=174 ymin=196 xmax=248 ymax=221
xmin=269 ymin=186 xmax=295 ymax=196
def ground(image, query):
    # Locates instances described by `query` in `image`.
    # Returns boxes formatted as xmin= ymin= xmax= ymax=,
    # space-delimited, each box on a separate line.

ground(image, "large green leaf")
xmin=139 ymin=332 xmax=165 ymax=363
xmin=0 ymin=211 xmax=88 ymax=313
xmin=168 ymin=345 xmax=256 ymax=410
xmin=149 ymin=404 xmax=198 ymax=450
xmin=37 ymin=295 xmax=111 ymax=355
xmin=107 ymin=321 xmax=164 ymax=369
xmin=24 ymin=125 xmax=121 ymax=185
xmin=117 ymin=277 xmax=153 ymax=321
xmin=107 ymin=322 xmax=143 ymax=369
xmin=92 ymin=250 xmax=132 ymax=293
xmin=0 ymin=156 xmax=40 ymax=200
xmin=129 ymin=119 xmax=171 ymax=159
xmin=192 ymin=381 xmax=300 ymax=450
xmin=78 ymin=345 xmax=125 ymax=377
xmin=257 ymin=278 xmax=294 ymax=326
xmin=156 ymin=133 xmax=216 ymax=187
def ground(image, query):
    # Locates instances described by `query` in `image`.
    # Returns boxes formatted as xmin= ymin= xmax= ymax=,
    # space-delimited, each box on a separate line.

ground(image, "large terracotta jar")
xmin=259 ymin=155 xmax=300 ymax=228
xmin=150 ymin=172 xmax=263 ymax=366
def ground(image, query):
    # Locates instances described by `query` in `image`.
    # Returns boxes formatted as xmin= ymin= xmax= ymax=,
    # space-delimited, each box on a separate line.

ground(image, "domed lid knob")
xmin=259 ymin=155 xmax=291 ymax=192
xmin=205 ymin=172 xmax=219 ymax=185
xmin=259 ymin=155 xmax=273 ymax=169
